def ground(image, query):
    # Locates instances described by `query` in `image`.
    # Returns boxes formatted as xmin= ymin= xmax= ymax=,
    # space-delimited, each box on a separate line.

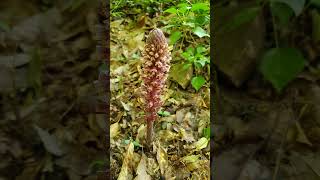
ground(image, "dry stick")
xmin=142 ymin=28 xmax=171 ymax=147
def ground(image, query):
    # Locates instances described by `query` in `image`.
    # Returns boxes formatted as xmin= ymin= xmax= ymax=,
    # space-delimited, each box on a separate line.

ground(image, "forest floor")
xmin=0 ymin=1 xmax=106 ymax=179
xmin=213 ymin=1 xmax=320 ymax=180
xmin=110 ymin=3 xmax=210 ymax=180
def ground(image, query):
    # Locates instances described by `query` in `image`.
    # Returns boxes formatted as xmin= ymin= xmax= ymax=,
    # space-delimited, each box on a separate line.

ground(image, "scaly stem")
xmin=146 ymin=120 xmax=154 ymax=146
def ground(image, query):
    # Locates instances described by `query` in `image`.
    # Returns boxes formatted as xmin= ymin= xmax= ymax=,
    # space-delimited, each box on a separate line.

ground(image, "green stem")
xmin=270 ymin=2 xmax=279 ymax=48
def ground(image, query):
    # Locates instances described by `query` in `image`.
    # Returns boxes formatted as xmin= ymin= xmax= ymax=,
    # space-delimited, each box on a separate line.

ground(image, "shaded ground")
xmin=213 ymin=1 xmax=320 ymax=179
xmin=0 ymin=0 xmax=107 ymax=179
xmin=110 ymin=1 xmax=210 ymax=179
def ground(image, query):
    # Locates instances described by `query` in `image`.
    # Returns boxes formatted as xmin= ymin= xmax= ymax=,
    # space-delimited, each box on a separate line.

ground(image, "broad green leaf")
xmin=220 ymin=7 xmax=261 ymax=33
xmin=177 ymin=3 xmax=191 ymax=13
xmin=164 ymin=7 xmax=177 ymax=14
xmin=271 ymin=0 xmax=305 ymax=16
xmin=191 ymin=76 xmax=206 ymax=91
xmin=271 ymin=2 xmax=294 ymax=26
xmin=193 ymin=26 xmax=209 ymax=38
xmin=194 ymin=55 xmax=208 ymax=68
xmin=196 ymin=46 xmax=206 ymax=54
xmin=195 ymin=15 xmax=209 ymax=26
xmin=169 ymin=31 xmax=182 ymax=45
xmin=191 ymin=3 xmax=209 ymax=11
xmin=260 ymin=48 xmax=306 ymax=92
xmin=186 ymin=47 xmax=195 ymax=55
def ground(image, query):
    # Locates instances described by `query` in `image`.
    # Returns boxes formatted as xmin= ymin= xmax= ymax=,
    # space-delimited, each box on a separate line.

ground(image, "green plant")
xmin=182 ymin=45 xmax=209 ymax=68
xmin=220 ymin=0 xmax=312 ymax=92
xmin=161 ymin=1 xmax=210 ymax=91
xmin=162 ymin=2 xmax=210 ymax=43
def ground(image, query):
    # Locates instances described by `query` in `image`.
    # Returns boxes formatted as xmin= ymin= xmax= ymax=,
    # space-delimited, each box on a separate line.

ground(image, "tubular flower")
xmin=141 ymin=28 xmax=171 ymax=145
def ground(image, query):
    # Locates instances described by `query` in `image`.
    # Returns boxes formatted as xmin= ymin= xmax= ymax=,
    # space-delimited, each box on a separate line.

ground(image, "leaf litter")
xmin=110 ymin=5 xmax=210 ymax=179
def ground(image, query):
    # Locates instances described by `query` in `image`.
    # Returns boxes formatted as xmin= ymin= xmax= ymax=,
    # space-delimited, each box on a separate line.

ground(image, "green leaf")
xmin=158 ymin=110 xmax=171 ymax=117
xmin=195 ymin=56 xmax=209 ymax=67
xmin=191 ymin=3 xmax=209 ymax=11
xmin=191 ymin=76 xmax=206 ymax=91
xmin=133 ymin=140 xmax=142 ymax=147
xmin=260 ymin=48 xmax=306 ymax=92
xmin=271 ymin=2 xmax=294 ymax=26
xmin=310 ymin=0 xmax=320 ymax=7
xmin=177 ymin=3 xmax=191 ymax=13
xmin=220 ymin=7 xmax=261 ymax=33
xmin=193 ymin=26 xmax=209 ymax=38
xmin=169 ymin=31 xmax=182 ymax=45
xmin=164 ymin=7 xmax=177 ymax=14
xmin=195 ymin=15 xmax=209 ymax=26
xmin=186 ymin=47 xmax=195 ymax=55
xmin=271 ymin=0 xmax=305 ymax=16
xmin=196 ymin=45 xmax=206 ymax=54
xmin=203 ymin=128 xmax=210 ymax=139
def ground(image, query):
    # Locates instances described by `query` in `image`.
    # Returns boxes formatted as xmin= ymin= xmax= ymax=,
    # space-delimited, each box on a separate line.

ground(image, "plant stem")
xmin=270 ymin=3 xmax=279 ymax=48
xmin=146 ymin=120 xmax=154 ymax=146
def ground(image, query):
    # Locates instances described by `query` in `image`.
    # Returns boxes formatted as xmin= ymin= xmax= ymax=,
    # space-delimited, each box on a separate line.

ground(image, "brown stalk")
xmin=142 ymin=28 xmax=171 ymax=146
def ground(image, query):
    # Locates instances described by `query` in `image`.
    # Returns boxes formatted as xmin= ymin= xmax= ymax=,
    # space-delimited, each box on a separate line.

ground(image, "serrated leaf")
xmin=260 ymin=48 xmax=306 ymax=92
xmin=34 ymin=125 xmax=65 ymax=156
xmin=193 ymin=26 xmax=209 ymax=38
xmin=272 ymin=0 xmax=305 ymax=16
xmin=191 ymin=76 xmax=206 ymax=91
xmin=169 ymin=31 xmax=182 ymax=45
